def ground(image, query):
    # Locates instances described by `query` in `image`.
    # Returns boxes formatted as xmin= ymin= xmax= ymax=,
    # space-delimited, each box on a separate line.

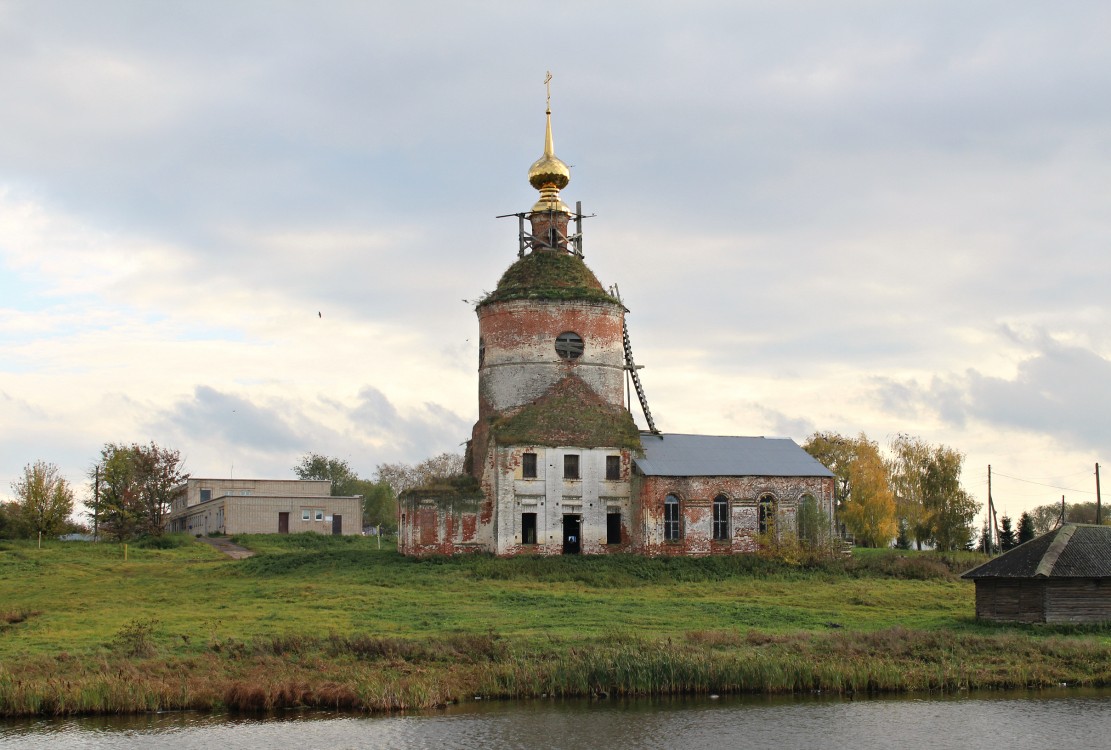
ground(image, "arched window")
xmin=555 ymin=332 xmax=584 ymax=360
xmin=713 ymin=495 xmax=730 ymax=541
xmin=664 ymin=494 xmax=681 ymax=541
xmin=758 ymin=494 xmax=777 ymax=534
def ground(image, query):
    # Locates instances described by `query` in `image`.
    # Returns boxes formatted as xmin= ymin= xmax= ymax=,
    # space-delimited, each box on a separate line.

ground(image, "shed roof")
xmin=961 ymin=524 xmax=1111 ymax=579
xmin=634 ymin=434 xmax=834 ymax=478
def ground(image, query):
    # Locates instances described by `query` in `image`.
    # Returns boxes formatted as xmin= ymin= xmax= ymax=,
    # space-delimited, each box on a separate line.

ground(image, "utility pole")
xmin=986 ymin=464 xmax=994 ymax=554
xmin=1097 ymin=463 xmax=1102 ymax=525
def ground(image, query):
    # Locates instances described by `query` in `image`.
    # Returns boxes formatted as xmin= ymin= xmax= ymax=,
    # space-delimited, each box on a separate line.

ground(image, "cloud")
xmin=873 ymin=335 xmax=1111 ymax=454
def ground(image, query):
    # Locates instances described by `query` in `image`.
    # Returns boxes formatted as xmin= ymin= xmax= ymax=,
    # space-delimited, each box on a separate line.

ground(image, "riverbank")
xmin=2 ymin=535 xmax=1108 ymax=716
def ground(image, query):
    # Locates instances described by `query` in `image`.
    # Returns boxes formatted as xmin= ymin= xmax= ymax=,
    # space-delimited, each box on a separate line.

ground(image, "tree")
xmin=1029 ymin=502 xmax=1065 ymax=535
xmin=374 ymin=452 xmax=465 ymax=497
xmin=293 ymin=453 xmax=361 ymax=496
xmin=998 ymin=514 xmax=1017 ymax=551
xmin=888 ymin=434 xmax=979 ymax=551
xmin=802 ymin=431 xmax=858 ymax=514
xmin=92 ymin=442 xmax=188 ymax=541
xmin=353 ymin=479 xmax=396 ymax=531
xmin=1017 ymin=511 xmax=1036 ymax=544
xmin=12 ymin=460 xmax=75 ymax=539
xmin=0 ymin=501 xmax=28 ymax=539
xmin=840 ymin=436 xmax=897 ymax=547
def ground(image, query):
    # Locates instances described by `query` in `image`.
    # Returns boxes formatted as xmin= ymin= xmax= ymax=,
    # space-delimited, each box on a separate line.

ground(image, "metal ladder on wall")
xmin=613 ymin=284 xmax=659 ymax=435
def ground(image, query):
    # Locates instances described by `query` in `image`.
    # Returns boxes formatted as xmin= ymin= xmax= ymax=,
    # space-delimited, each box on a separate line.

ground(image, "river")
xmin=2 ymin=690 xmax=1109 ymax=749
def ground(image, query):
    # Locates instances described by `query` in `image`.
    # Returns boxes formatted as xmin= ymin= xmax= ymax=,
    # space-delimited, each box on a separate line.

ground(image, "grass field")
xmin=1 ymin=535 xmax=1109 ymax=716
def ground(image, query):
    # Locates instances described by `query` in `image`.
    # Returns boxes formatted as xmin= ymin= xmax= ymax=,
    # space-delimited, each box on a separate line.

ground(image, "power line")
xmin=990 ymin=470 xmax=1096 ymax=496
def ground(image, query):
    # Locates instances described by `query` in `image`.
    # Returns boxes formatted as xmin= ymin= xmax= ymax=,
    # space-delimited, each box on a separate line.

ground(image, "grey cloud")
xmin=873 ymin=338 xmax=1111 ymax=452
xmin=153 ymin=385 xmax=302 ymax=452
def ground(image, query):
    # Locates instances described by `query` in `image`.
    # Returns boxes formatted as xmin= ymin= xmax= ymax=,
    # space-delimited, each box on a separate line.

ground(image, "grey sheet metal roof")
xmin=961 ymin=524 xmax=1111 ymax=579
xmin=635 ymin=433 xmax=834 ymax=478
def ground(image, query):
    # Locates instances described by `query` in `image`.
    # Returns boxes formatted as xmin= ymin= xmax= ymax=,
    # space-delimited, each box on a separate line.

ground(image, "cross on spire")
xmin=544 ymin=70 xmax=552 ymax=112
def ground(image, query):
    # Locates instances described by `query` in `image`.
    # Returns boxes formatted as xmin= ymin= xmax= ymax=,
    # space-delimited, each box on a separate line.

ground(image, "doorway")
xmin=278 ymin=512 xmax=289 ymax=534
xmin=332 ymin=514 xmax=343 ymax=535
xmin=562 ymin=515 xmax=581 ymax=554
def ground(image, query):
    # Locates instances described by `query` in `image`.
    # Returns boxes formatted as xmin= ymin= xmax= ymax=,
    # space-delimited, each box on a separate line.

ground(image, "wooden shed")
xmin=962 ymin=524 xmax=1111 ymax=624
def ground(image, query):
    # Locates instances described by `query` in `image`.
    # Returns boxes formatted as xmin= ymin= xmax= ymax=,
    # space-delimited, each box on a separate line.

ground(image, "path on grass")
xmin=196 ymin=536 xmax=255 ymax=559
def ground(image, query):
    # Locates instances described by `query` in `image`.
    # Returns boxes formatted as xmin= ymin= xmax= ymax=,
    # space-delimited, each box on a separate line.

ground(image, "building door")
xmin=562 ymin=515 xmax=581 ymax=555
xmin=278 ymin=512 xmax=289 ymax=534
xmin=332 ymin=514 xmax=342 ymax=535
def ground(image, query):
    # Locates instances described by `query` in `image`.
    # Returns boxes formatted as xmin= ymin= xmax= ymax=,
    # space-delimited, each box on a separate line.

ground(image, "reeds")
xmin=3 ymin=626 xmax=1111 ymax=717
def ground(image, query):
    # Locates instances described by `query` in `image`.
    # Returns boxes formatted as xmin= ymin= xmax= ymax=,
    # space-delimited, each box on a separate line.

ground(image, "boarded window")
xmin=555 ymin=332 xmax=584 ymax=360
xmin=713 ymin=495 xmax=730 ymax=541
xmin=419 ymin=507 xmax=438 ymax=545
xmin=606 ymin=455 xmax=620 ymax=480
xmin=522 ymin=512 xmax=537 ymax=545
xmin=664 ymin=494 xmax=681 ymax=541
xmin=564 ymin=454 xmax=580 ymax=480
xmin=522 ymin=452 xmax=538 ymax=479
xmin=607 ymin=512 xmax=622 ymax=544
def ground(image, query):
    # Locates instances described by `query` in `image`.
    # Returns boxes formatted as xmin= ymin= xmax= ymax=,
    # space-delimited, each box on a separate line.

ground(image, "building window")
xmin=758 ymin=494 xmax=776 ymax=534
xmin=607 ymin=512 xmax=622 ymax=544
xmin=199 ymin=489 xmax=211 ymax=503
xmin=664 ymin=494 xmax=681 ymax=541
xmin=555 ymin=332 xmax=584 ymax=360
xmin=713 ymin=495 xmax=730 ymax=541
xmin=522 ymin=513 xmax=537 ymax=545
xmin=606 ymin=455 xmax=620 ymax=480
xmin=564 ymin=454 xmax=580 ymax=480
xmin=522 ymin=452 xmax=538 ymax=479
xmin=478 ymin=337 xmax=485 ymax=367
xmin=315 ymin=509 xmax=325 ymax=522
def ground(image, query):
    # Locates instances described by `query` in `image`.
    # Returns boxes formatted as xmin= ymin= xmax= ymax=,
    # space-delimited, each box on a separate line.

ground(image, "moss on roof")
xmin=477 ymin=250 xmax=621 ymax=308
xmin=491 ymin=375 xmax=641 ymax=449
xmin=401 ymin=473 xmax=482 ymax=502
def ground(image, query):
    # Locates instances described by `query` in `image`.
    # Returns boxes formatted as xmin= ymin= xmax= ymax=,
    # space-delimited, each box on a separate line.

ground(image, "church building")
xmin=398 ymin=92 xmax=834 ymax=557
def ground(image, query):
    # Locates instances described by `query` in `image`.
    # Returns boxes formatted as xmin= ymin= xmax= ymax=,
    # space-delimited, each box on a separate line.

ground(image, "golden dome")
xmin=528 ymin=107 xmax=571 ymax=214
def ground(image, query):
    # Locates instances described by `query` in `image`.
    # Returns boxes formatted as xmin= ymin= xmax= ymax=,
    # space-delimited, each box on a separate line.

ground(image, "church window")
xmin=664 ymin=494 xmax=681 ymax=541
xmin=555 ymin=332 xmax=584 ymax=359
xmin=607 ymin=511 xmax=622 ymax=544
xmin=758 ymin=494 xmax=776 ymax=534
xmin=478 ymin=337 xmax=485 ymax=367
xmin=713 ymin=495 xmax=730 ymax=541
xmin=563 ymin=454 xmax=580 ymax=480
xmin=547 ymin=226 xmax=560 ymax=249
xmin=606 ymin=455 xmax=620 ymax=480
xmin=522 ymin=452 xmax=538 ymax=478
xmin=522 ymin=513 xmax=537 ymax=545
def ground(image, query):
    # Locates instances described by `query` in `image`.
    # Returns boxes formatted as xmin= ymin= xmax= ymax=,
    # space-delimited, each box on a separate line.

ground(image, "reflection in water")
xmin=2 ymin=690 xmax=1111 ymax=750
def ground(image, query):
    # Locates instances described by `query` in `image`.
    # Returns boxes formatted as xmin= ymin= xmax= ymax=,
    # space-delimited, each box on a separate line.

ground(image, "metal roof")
xmin=634 ymin=433 xmax=834 ymax=478
xmin=961 ymin=524 xmax=1111 ymax=579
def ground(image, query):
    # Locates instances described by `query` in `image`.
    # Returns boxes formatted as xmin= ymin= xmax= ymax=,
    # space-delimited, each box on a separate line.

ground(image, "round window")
xmin=555 ymin=332 xmax=584 ymax=359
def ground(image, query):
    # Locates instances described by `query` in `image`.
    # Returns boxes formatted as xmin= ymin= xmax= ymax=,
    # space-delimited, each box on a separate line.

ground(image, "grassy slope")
xmin=1 ymin=536 xmax=1108 ymax=715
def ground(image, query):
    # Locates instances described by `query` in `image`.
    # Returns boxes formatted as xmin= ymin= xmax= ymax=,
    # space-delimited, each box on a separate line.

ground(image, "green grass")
xmin=1 ymin=536 xmax=1108 ymax=716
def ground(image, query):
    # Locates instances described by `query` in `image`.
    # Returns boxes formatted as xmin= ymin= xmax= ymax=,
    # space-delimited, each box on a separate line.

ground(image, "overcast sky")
xmin=2 ymin=1 xmax=1109 ymax=525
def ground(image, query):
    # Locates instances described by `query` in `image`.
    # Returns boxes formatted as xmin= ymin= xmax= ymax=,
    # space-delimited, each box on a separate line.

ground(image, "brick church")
xmin=398 ymin=91 xmax=834 ymax=556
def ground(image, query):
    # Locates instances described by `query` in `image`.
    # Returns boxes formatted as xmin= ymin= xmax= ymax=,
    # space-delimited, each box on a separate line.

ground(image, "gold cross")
xmin=545 ymin=71 xmax=552 ymax=109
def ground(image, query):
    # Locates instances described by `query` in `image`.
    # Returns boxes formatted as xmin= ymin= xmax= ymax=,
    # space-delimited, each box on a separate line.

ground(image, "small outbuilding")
xmin=961 ymin=524 xmax=1111 ymax=624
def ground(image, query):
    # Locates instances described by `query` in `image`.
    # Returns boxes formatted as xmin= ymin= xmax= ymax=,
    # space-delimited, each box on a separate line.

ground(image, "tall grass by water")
xmin=1 ymin=535 xmax=1106 ymax=717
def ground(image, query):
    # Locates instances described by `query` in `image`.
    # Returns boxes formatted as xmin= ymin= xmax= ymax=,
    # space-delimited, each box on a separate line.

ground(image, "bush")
xmin=133 ymin=533 xmax=194 ymax=549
